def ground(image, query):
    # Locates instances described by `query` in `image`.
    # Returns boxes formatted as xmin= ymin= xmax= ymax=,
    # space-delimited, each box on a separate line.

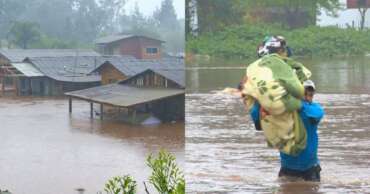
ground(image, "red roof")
xmin=347 ymin=0 xmax=370 ymax=8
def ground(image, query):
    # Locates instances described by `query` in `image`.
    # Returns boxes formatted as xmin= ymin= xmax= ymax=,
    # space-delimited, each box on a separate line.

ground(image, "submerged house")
xmin=95 ymin=35 xmax=164 ymax=59
xmin=65 ymin=58 xmax=185 ymax=124
xmin=1 ymin=56 xmax=102 ymax=96
xmin=20 ymin=56 xmax=101 ymax=96
xmin=0 ymin=49 xmax=101 ymax=96
xmin=91 ymin=56 xmax=183 ymax=85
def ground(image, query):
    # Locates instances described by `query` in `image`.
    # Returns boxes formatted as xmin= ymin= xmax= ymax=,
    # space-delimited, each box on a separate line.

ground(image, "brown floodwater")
xmin=0 ymin=97 xmax=184 ymax=194
xmin=186 ymin=57 xmax=370 ymax=193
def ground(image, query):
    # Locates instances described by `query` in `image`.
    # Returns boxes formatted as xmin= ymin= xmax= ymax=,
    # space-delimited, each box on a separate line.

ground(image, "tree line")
xmin=0 ymin=0 xmax=184 ymax=53
xmin=186 ymin=0 xmax=342 ymax=36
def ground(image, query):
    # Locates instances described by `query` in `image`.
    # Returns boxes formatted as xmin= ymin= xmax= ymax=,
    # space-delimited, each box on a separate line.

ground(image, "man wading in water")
xmin=225 ymin=36 xmax=324 ymax=181
xmin=250 ymin=80 xmax=324 ymax=181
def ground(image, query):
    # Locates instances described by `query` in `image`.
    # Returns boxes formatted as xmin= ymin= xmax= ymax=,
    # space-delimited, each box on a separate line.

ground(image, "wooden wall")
xmin=98 ymin=37 xmax=162 ymax=59
xmin=125 ymin=71 xmax=180 ymax=89
xmin=100 ymin=63 xmax=127 ymax=85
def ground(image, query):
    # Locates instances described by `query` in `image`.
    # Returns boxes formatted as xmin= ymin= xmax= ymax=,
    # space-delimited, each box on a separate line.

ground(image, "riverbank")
xmin=186 ymin=25 xmax=370 ymax=59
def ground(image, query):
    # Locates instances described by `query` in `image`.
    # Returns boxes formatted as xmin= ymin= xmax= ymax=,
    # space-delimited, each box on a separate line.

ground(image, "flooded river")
xmin=0 ymin=98 xmax=184 ymax=194
xmin=186 ymin=57 xmax=370 ymax=193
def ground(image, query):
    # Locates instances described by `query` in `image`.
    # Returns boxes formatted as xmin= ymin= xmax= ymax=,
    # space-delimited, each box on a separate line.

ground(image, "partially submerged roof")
xmin=151 ymin=68 xmax=185 ymax=88
xmin=65 ymin=84 xmax=184 ymax=107
xmin=120 ymin=68 xmax=185 ymax=88
xmin=95 ymin=34 xmax=164 ymax=44
xmin=26 ymin=56 xmax=102 ymax=82
xmin=0 ymin=49 xmax=100 ymax=63
xmin=12 ymin=62 xmax=44 ymax=77
xmin=92 ymin=56 xmax=184 ymax=86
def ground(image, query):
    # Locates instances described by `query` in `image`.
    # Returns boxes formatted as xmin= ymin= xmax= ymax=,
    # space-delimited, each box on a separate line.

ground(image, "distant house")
xmin=0 ymin=49 xmax=101 ymax=96
xmin=95 ymin=35 xmax=164 ymax=59
xmin=65 ymin=62 xmax=185 ymax=124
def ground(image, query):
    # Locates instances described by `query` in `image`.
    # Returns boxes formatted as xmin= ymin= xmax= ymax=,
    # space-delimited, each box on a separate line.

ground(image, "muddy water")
xmin=0 ymin=98 xmax=184 ymax=194
xmin=186 ymin=57 xmax=370 ymax=193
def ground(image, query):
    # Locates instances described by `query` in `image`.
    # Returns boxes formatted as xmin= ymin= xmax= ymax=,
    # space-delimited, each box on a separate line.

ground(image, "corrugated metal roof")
xmin=95 ymin=34 xmax=135 ymax=44
xmin=0 ymin=49 xmax=100 ymax=63
xmin=27 ymin=56 xmax=102 ymax=82
xmin=93 ymin=56 xmax=184 ymax=86
xmin=12 ymin=62 xmax=44 ymax=77
xmin=151 ymin=69 xmax=185 ymax=88
xmin=95 ymin=34 xmax=164 ymax=44
xmin=65 ymin=84 xmax=184 ymax=107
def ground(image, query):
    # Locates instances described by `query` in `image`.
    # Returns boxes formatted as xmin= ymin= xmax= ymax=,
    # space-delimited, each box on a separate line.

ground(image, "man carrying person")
xmin=250 ymin=80 xmax=324 ymax=181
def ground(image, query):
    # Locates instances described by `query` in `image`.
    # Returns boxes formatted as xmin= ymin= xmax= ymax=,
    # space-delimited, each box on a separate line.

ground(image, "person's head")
xmin=303 ymin=80 xmax=316 ymax=102
xmin=257 ymin=36 xmax=292 ymax=58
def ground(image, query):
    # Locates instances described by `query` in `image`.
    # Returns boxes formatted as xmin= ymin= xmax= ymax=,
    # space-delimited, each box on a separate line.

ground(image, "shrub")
xmin=104 ymin=175 xmax=137 ymax=194
xmin=146 ymin=150 xmax=185 ymax=194
xmin=186 ymin=24 xmax=370 ymax=59
xmin=102 ymin=150 xmax=184 ymax=194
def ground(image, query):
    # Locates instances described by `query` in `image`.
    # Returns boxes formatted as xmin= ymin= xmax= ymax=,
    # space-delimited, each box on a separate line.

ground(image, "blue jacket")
xmin=250 ymin=100 xmax=324 ymax=171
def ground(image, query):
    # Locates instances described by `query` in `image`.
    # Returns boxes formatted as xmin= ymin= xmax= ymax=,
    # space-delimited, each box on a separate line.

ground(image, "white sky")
xmin=318 ymin=0 xmax=370 ymax=27
xmin=124 ymin=0 xmax=185 ymax=19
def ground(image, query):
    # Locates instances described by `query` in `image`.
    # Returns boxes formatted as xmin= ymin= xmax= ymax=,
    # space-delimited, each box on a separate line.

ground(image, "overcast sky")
xmin=318 ymin=0 xmax=370 ymax=27
xmin=124 ymin=0 xmax=185 ymax=19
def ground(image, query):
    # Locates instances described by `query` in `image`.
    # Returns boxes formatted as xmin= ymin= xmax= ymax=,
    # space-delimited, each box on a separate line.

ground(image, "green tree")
xmin=0 ymin=0 xmax=25 ymax=42
xmin=7 ymin=21 xmax=41 ymax=49
xmin=153 ymin=0 xmax=179 ymax=30
xmin=356 ymin=0 xmax=368 ymax=30
xmin=191 ymin=0 xmax=342 ymax=34
xmin=99 ymin=0 xmax=127 ymax=33
xmin=196 ymin=0 xmax=244 ymax=34
xmin=118 ymin=3 xmax=160 ymax=39
xmin=238 ymin=0 xmax=342 ymax=28
xmin=8 ymin=0 xmax=126 ymax=45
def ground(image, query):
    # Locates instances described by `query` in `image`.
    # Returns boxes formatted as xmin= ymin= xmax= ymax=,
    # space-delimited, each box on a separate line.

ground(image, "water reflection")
xmin=186 ymin=57 xmax=370 ymax=94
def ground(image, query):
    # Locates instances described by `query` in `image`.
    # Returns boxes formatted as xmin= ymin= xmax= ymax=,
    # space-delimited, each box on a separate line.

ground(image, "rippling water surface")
xmin=186 ymin=57 xmax=370 ymax=193
xmin=0 ymin=98 xmax=184 ymax=194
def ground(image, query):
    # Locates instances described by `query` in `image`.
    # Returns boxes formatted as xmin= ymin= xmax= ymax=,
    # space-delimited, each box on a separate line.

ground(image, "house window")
xmin=146 ymin=47 xmax=158 ymax=54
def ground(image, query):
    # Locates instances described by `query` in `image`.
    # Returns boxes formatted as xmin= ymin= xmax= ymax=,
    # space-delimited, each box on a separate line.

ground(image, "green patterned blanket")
xmin=242 ymin=54 xmax=311 ymax=155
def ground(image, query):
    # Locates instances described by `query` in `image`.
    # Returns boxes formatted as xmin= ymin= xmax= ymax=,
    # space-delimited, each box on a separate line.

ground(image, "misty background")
xmin=0 ymin=0 xmax=185 ymax=53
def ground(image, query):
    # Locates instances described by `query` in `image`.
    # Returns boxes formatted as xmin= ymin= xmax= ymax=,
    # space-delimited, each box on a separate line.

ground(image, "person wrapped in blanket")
xmin=238 ymin=36 xmax=324 ymax=181
xmin=250 ymin=80 xmax=324 ymax=181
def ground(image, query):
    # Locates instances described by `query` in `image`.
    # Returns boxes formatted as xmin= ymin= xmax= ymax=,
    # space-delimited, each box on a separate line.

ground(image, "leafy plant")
xmin=0 ymin=189 xmax=12 ymax=194
xmin=146 ymin=150 xmax=185 ymax=194
xmin=104 ymin=175 xmax=137 ymax=194
xmin=187 ymin=24 xmax=370 ymax=59
xmin=102 ymin=150 xmax=184 ymax=194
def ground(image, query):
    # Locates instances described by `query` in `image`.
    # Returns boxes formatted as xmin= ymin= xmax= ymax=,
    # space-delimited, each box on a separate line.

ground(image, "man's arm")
xmin=301 ymin=101 xmax=325 ymax=125
xmin=250 ymin=102 xmax=262 ymax=131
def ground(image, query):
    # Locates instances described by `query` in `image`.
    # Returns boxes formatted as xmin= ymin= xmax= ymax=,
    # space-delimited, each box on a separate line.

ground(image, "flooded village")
xmin=0 ymin=26 xmax=184 ymax=194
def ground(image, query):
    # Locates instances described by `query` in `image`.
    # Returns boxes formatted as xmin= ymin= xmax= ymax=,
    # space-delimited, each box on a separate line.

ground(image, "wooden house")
xmin=90 ymin=56 xmax=184 ymax=85
xmin=66 ymin=60 xmax=185 ymax=124
xmin=95 ymin=35 xmax=164 ymax=59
